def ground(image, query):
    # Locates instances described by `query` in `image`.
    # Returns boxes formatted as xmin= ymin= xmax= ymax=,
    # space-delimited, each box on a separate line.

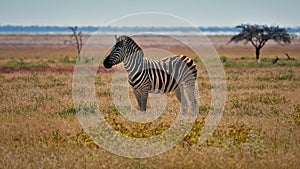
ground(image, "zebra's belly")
xmin=128 ymin=72 xmax=179 ymax=94
xmin=149 ymin=71 xmax=179 ymax=94
xmin=149 ymin=88 xmax=177 ymax=94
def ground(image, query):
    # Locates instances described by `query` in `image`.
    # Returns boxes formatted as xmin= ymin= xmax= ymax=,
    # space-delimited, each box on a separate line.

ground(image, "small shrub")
xmin=61 ymin=56 xmax=76 ymax=64
xmin=47 ymin=59 xmax=55 ymax=63
xmin=220 ymin=56 xmax=228 ymax=63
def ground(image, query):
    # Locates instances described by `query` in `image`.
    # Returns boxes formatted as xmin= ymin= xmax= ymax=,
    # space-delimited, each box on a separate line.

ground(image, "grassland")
xmin=0 ymin=34 xmax=299 ymax=168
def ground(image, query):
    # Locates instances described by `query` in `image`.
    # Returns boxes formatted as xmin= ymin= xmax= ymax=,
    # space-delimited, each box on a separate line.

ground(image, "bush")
xmin=220 ymin=56 xmax=228 ymax=63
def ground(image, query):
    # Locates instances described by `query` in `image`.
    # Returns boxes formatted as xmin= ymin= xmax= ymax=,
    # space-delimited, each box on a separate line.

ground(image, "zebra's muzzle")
xmin=103 ymin=57 xmax=113 ymax=69
xmin=104 ymin=63 xmax=112 ymax=69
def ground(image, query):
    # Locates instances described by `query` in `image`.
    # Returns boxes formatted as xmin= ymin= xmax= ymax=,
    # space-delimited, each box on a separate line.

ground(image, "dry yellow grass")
xmin=0 ymin=34 xmax=299 ymax=168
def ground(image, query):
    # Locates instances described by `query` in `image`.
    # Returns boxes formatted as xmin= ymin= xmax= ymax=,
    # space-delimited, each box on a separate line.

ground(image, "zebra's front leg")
xmin=133 ymin=89 xmax=149 ymax=112
xmin=133 ymin=90 xmax=142 ymax=111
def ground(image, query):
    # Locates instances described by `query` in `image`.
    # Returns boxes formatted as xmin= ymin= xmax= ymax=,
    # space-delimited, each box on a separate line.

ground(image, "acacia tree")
xmin=64 ymin=26 xmax=83 ymax=61
xmin=228 ymin=24 xmax=292 ymax=62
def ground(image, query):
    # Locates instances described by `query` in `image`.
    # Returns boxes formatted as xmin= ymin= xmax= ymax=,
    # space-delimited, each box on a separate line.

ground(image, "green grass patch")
xmin=256 ymin=70 xmax=295 ymax=81
xmin=33 ymin=129 xmax=97 ymax=148
xmin=222 ymin=57 xmax=300 ymax=68
xmin=54 ymin=106 xmax=77 ymax=117
xmin=192 ymin=57 xmax=201 ymax=63
xmin=54 ymin=102 xmax=99 ymax=118
xmin=1 ymin=60 xmax=49 ymax=69
xmin=205 ymin=122 xmax=263 ymax=149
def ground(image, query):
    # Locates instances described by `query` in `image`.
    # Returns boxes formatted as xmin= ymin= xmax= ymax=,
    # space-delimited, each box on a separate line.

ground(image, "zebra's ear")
xmin=115 ymin=35 xmax=119 ymax=41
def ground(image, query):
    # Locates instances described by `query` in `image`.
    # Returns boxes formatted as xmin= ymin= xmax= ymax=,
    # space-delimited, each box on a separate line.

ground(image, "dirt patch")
xmin=0 ymin=67 xmax=114 ymax=74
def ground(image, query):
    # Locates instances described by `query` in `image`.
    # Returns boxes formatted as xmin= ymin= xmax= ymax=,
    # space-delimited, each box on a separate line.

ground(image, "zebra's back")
xmin=147 ymin=55 xmax=197 ymax=94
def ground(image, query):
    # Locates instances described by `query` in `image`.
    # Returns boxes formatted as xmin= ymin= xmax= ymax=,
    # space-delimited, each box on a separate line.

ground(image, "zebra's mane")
xmin=120 ymin=36 xmax=143 ymax=53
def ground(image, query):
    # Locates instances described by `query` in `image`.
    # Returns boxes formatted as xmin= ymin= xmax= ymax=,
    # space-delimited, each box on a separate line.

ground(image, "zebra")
xmin=103 ymin=35 xmax=198 ymax=114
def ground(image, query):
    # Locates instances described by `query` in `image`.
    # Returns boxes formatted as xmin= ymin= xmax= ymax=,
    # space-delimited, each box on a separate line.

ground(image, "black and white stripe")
xmin=104 ymin=35 xmax=198 ymax=113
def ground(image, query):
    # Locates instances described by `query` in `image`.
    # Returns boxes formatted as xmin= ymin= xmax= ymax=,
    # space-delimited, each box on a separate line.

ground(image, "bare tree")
xmin=285 ymin=53 xmax=295 ymax=60
xmin=228 ymin=24 xmax=292 ymax=62
xmin=64 ymin=26 xmax=83 ymax=61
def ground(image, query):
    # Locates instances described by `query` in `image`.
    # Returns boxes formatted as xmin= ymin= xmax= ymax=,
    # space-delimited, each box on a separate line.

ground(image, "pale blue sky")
xmin=1 ymin=0 xmax=299 ymax=27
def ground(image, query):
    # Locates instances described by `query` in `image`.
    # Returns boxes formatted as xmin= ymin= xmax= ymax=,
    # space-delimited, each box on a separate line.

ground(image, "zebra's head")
xmin=103 ymin=35 xmax=129 ymax=69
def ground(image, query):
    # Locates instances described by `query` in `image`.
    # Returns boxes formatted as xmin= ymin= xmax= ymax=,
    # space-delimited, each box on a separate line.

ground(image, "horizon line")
xmin=1 ymin=24 xmax=300 ymax=28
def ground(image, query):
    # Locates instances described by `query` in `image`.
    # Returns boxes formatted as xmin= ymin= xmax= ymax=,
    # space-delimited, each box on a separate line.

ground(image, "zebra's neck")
xmin=123 ymin=49 xmax=144 ymax=77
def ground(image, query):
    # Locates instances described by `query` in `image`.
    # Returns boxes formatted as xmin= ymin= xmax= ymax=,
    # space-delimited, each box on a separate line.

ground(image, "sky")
xmin=1 ymin=0 xmax=300 ymax=27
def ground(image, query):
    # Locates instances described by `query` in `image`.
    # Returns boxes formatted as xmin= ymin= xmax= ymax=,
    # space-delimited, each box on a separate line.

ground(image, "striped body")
xmin=104 ymin=35 xmax=198 ymax=113
xmin=129 ymin=55 xmax=197 ymax=94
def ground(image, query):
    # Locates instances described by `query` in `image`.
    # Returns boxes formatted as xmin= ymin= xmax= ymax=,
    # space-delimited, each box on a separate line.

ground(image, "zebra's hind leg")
xmin=175 ymin=84 xmax=188 ymax=114
xmin=185 ymin=82 xmax=198 ymax=115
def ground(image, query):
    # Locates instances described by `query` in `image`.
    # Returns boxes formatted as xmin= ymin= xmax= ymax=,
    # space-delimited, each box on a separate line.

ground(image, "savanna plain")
xmin=0 ymin=34 xmax=299 ymax=168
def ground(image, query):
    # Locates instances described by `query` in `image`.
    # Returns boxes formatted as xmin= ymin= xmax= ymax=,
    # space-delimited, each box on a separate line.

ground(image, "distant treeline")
xmin=0 ymin=25 xmax=299 ymax=34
